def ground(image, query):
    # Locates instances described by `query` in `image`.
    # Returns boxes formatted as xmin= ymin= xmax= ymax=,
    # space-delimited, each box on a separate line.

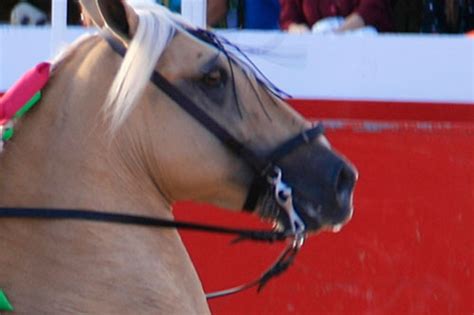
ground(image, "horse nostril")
xmin=335 ymin=163 xmax=356 ymax=209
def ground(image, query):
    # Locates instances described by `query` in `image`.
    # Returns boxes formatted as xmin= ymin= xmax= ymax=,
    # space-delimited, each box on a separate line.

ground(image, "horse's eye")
xmin=201 ymin=68 xmax=226 ymax=88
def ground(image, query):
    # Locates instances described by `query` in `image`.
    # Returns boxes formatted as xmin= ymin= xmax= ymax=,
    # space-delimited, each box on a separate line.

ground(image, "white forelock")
xmin=104 ymin=5 xmax=182 ymax=131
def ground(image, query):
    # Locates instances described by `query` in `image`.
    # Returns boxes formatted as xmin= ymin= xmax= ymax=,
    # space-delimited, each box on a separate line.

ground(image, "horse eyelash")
xmin=190 ymin=28 xmax=283 ymax=120
xmin=199 ymin=53 xmax=221 ymax=75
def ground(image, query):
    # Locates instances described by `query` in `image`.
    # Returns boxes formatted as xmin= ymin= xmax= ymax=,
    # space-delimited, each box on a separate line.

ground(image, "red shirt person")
xmin=280 ymin=0 xmax=393 ymax=33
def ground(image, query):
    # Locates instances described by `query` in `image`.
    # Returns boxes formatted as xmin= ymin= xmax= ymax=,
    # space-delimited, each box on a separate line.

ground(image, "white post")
xmin=181 ymin=0 xmax=207 ymax=28
xmin=50 ymin=0 xmax=68 ymax=58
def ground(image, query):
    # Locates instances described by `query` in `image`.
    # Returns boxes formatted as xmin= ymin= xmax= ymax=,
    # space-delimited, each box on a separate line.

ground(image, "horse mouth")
xmin=256 ymin=190 xmax=354 ymax=234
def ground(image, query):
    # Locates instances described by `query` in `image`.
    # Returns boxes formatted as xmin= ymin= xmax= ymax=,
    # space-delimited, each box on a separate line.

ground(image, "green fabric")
xmin=15 ymin=91 xmax=41 ymax=119
xmin=2 ymin=91 xmax=42 ymax=142
xmin=2 ymin=127 xmax=13 ymax=141
xmin=0 ymin=289 xmax=13 ymax=311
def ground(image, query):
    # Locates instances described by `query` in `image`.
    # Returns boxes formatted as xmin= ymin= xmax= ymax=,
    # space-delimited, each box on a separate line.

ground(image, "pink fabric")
xmin=0 ymin=62 xmax=50 ymax=124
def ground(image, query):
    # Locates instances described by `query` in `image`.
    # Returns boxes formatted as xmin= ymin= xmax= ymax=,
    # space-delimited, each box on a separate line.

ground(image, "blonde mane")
xmin=51 ymin=2 xmax=280 ymax=134
xmin=103 ymin=5 xmax=188 ymax=130
xmin=51 ymin=2 xmax=279 ymax=133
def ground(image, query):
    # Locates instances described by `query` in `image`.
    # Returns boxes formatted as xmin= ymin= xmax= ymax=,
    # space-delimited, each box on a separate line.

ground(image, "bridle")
xmin=102 ymin=28 xmax=327 ymax=234
xmin=106 ymin=31 xmax=326 ymax=297
xmin=0 ymin=29 xmax=325 ymax=299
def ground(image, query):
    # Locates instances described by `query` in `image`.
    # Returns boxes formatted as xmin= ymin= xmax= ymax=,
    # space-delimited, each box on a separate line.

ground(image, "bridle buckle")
xmin=268 ymin=166 xmax=306 ymax=236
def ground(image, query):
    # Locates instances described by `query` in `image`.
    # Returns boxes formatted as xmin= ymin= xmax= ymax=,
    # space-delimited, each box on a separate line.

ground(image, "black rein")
xmin=0 ymin=207 xmax=287 ymax=243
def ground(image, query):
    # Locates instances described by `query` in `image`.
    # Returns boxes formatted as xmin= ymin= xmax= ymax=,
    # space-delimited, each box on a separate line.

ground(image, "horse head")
xmin=78 ymin=0 xmax=357 ymax=235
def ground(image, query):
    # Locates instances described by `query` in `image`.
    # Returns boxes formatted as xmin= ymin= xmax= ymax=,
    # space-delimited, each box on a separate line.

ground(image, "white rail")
xmin=181 ymin=0 xmax=207 ymax=28
xmin=48 ymin=0 xmax=208 ymax=55
xmin=50 ymin=0 xmax=68 ymax=57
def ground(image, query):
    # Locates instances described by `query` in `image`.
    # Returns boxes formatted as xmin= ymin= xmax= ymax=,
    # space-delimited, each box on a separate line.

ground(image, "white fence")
xmin=0 ymin=0 xmax=473 ymax=103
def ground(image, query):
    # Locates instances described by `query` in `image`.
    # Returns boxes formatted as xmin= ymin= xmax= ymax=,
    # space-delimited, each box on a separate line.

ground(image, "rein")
xmin=0 ymin=207 xmax=300 ymax=299
xmin=0 ymin=207 xmax=287 ymax=242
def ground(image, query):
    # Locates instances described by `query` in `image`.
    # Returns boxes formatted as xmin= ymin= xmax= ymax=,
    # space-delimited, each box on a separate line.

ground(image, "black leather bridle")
xmin=0 ymin=29 xmax=325 ymax=298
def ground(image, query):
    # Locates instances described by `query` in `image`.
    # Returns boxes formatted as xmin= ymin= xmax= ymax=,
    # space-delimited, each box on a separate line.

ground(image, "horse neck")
xmin=0 ymin=35 xmax=167 ymax=213
xmin=0 ymin=35 xmax=210 ymax=313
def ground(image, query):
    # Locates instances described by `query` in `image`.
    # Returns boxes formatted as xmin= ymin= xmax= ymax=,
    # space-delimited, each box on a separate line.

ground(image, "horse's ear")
xmin=96 ymin=0 xmax=139 ymax=42
xmin=78 ymin=0 xmax=105 ymax=28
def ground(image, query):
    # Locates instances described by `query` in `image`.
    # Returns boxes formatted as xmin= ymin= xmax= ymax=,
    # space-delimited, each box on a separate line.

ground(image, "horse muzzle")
xmin=259 ymin=142 xmax=358 ymax=234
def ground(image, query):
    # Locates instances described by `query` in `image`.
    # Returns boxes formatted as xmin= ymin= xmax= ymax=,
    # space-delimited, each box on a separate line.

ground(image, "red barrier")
xmin=289 ymin=98 xmax=474 ymax=122
xmin=175 ymin=102 xmax=473 ymax=314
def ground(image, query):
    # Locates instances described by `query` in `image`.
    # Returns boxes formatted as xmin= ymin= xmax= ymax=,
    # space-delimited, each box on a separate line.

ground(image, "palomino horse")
xmin=0 ymin=0 xmax=356 ymax=313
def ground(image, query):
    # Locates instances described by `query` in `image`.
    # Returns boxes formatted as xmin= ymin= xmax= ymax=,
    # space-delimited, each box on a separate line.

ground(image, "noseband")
xmin=0 ymin=30 xmax=325 ymax=299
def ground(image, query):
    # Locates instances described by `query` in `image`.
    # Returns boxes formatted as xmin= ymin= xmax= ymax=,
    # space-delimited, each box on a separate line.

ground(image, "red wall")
xmin=174 ymin=99 xmax=473 ymax=314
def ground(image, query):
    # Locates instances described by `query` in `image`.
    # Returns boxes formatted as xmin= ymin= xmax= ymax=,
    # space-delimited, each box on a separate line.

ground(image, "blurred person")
xmin=160 ymin=0 xmax=280 ymax=29
xmin=392 ymin=0 xmax=423 ymax=32
xmin=207 ymin=0 xmax=228 ymax=26
xmin=79 ymin=0 xmax=278 ymax=29
xmin=5 ymin=0 xmax=82 ymax=25
xmin=279 ymin=0 xmax=393 ymax=33
xmin=10 ymin=2 xmax=48 ymax=25
xmin=211 ymin=0 xmax=280 ymax=29
xmin=78 ymin=0 xmax=227 ymax=27
xmin=1 ymin=0 xmax=22 ymax=23
xmin=392 ymin=0 xmax=474 ymax=33
xmin=420 ymin=0 xmax=474 ymax=33
xmin=457 ymin=0 xmax=474 ymax=32
xmin=236 ymin=0 xmax=281 ymax=29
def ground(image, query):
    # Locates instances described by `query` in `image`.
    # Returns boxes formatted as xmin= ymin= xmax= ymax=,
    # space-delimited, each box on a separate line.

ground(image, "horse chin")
xmin=294 ymin=196 xmax=354 ymax=234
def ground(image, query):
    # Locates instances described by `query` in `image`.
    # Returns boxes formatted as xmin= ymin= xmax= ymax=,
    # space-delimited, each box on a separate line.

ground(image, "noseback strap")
xmin=265 ymin=123 xmax=324 ymax=164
